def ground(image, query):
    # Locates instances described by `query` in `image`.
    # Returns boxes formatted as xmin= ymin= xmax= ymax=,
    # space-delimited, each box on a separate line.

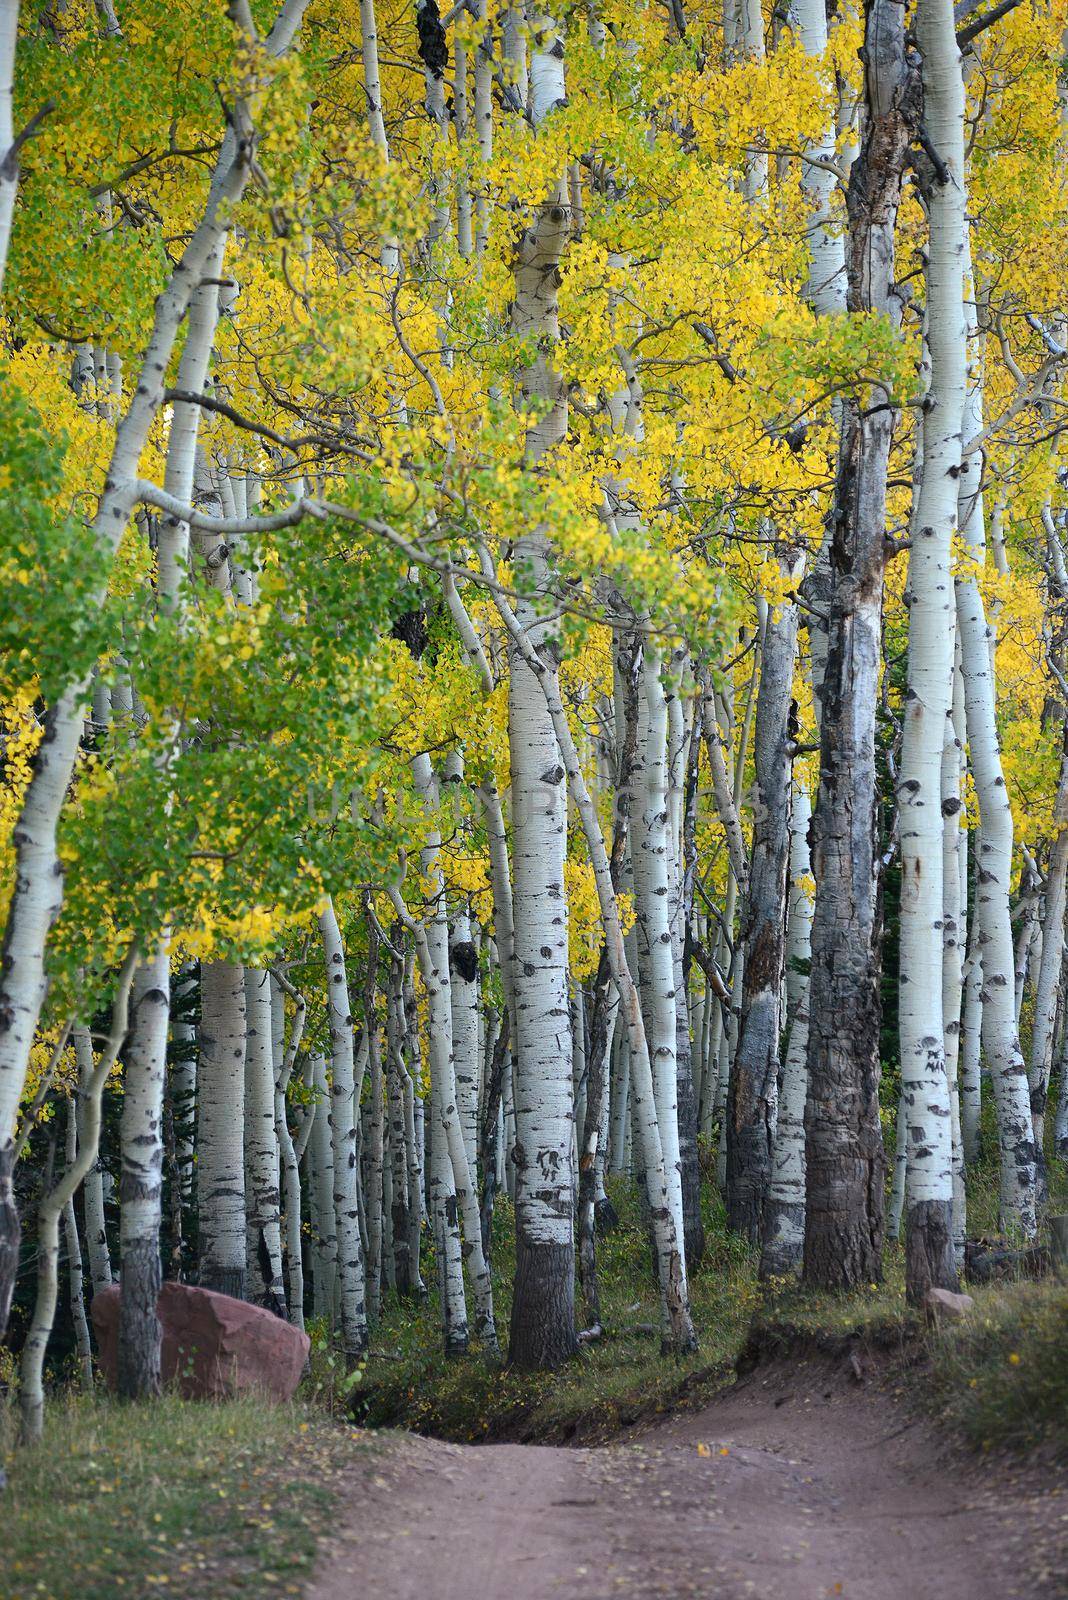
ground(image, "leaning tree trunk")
xmin=897 ymin=0 xmax=966 ymax=1305
xmin=73 ymin=1023 xmax=112 ymax=1294
xmin=62 ymin=1100 xmax=93 ymax=1386
xmin=803 ymin=0 xmax=915 ymax=1289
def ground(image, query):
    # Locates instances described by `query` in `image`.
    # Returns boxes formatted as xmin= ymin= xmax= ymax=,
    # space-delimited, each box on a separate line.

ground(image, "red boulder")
xmin=91 ymin=1281 xmax=309 ymax=1401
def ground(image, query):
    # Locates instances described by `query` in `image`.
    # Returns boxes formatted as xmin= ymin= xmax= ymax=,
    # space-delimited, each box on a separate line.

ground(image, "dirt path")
xmin=312 ymin=1354 xmax=1067 ymax=1600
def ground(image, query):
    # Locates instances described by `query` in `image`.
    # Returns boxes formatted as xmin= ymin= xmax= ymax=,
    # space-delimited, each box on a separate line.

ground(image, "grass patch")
xmin=0 ymin=1390 xmax=369 ymax=1600
xmin=929 ymin=1277 xmax=1068 ymax=1458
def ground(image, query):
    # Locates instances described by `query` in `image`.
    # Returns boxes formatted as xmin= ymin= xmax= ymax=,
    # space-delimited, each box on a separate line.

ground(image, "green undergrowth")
xmin=342 ymin=1156 xmax=1068 ymax=1455
xmin=342 ymin=1180 xmax=759 ymax=1442
xmin=0 ymin=1391 xmax=370 ymax=1600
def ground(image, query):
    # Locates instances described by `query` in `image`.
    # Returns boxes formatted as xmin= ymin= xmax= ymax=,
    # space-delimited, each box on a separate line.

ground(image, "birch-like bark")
xmin=504 ymin=13 xmax=578 ymax=1371
xmin=942 ymin=692 xmax=967 ymax=1268
xmin=953 ymin=236 xmax=1038 ymax=1236
xmin=244 ymin=968 xmax=285 ymax=1313
xmin=62 ymin=1100 xmax=93 ymax=1386
xmin=960 ymin=844 xmax=984 ymax=1161
xmin=803 ymin=0 xmax=914 ymax=1289
xmin=170 ymin=965 xmax=197 ymax=1205
xmin=319 ymin=898 xmax=369 ymax=1359
xmin=308 ymin=1052 xmax=337 ymax=1321
xmin=73 ymin=1023 xmax=111 ymax=1293
xmin=117 ymin=949 xmax=170 ymax=1396
xmin=898 ymin=0 xmax=966 ymax=1302
xmin=631 ymin=637 xmax=686 ymax=1263
xmin=197 ymin=961 xmax=247 ymax=1299
xmin=728 ymin=554 xmax=801 ymax=1240
xmin=362 ymin=947 xmax=385 ymax=1325
xmin=450 ymin=908 xmax=481 ymax=1181
xmin=397 ymin=753 xmax=497 ymax=1352
xmin=761 ymin=779 xmax=813 ymax=1276
xmin=485 ymin=554 xmax=696 ymax=1351
xmin=272 ymin=971 xmax=308 ymax=1330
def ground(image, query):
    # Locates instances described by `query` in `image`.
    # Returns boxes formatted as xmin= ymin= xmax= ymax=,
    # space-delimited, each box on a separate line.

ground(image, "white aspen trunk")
xmin=273 ymin=973 xmax=308 ymax=1331
xmin=761 ymin=780 xmax=813 ymax=1276
xmin=319 ymin=899 xmax=369 ymax=1359
xmin=244 ymin=968 xmax=285 ymax=1312
xmin=898 ymin=0 xmax=966 ymax=1301
xmin=631 ymin=637 xmax=686 ymax=1260
xmin=117 ymin=948 xmax=170 ymax=1396
xmin=19 ymin=952 xmax=137 ymax=1443
xmin=450 ymin=908 xmax=481 ymax=1181
xmin=62 ymin=1100 xmax=93 ymax=1386
xmin=498 ymin=12 xmax=580 ymax=1371
xmin=954 ymin=242 xmax=1038 ymax=1238
xmin=665 ymin=660 xmax=703 ymax=1264
xmin=486 ymin=556 xmax=696 ymax=1351
xmin=942 ymin=697 xmax=967 ymax=1269
xmin=73 ymin=1024 xmax=111 ymax=1294
xmin=399 ymin=754 xmax=498 ymax=1352
xmin=1014 ymin=863 xmax=1042 ymax=1027
xmin=308 ymin=1052 xmax=337 ymax=1322
xmin=170 ymin=964 xmax=197 ymax=1204
xmin=728 ymin=554 xmax=802 ymax=1241
xmin=197 ymin=961 xmax=247 ymax=1299
xmin=960 ymin=838 xmax=984 ymax=1161
xmin=385 ymin=956 xmax=424 ymax=1295
xmin=363 ymin=977 xmax=386 ymax=1324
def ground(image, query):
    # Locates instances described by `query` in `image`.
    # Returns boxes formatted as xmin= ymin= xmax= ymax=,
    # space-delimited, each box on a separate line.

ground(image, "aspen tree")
xmin=804 ymin=0 xmax=915 ymax=1288
xmin=504 ymin=12 xmax=580 ymax=1370
xmin=898 ymin=0 xmax=967 ymax=1303
xmin=197 ymin=961 xmax=249 ymax=1298
xmin=117 ymin=954 xmax=170 ymax=1396
xmin=319 ymin=899 xmax=369 ymax=1360
xmin=761 ymin=779 xmax=813 ymax=1277
xmin=244 ymin=967 xmax=286 ymax=1312
xmin=954 ymin=232 xmax=1039 ymax=1237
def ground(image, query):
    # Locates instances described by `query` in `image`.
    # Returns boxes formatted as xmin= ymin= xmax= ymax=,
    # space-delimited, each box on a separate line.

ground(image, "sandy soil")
xmin=311 ymin=1353 xmax=1068 ymax=1600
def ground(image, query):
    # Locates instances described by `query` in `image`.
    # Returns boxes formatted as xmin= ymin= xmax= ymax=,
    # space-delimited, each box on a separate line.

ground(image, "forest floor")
xmin=312 ymin=1341 xmax=1068 ymax=1600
